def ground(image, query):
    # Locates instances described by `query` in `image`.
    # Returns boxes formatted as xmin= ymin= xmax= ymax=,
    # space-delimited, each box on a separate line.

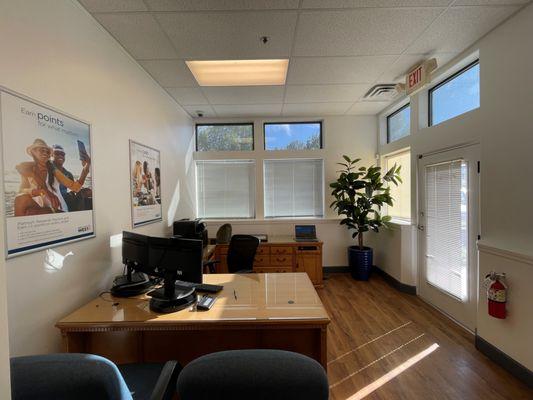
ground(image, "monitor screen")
xmin=148 ymin=237 xmax=203 ymax=284
xmin=295 ymin=225 xmax=316 ymax=238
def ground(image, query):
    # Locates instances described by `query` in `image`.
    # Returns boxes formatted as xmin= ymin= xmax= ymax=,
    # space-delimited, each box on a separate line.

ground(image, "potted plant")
xmin=330 ymin=155 xmax=401 ymax=280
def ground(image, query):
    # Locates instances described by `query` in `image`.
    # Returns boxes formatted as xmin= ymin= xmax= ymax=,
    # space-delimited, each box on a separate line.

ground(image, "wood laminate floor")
xmin=317 ymin=273 xmax=532 ymax=400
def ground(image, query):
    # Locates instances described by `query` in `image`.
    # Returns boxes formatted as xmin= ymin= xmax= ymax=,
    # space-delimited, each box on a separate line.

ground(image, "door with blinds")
xmin=418 ymin=145 xmax=479 ymax=331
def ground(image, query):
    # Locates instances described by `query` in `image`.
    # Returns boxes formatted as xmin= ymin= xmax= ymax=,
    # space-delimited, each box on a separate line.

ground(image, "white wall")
xmin=378 ymin=4 xmax=533 ymax=369
xmin=0 ymin=0 xmax=194 ymax=356
xmin=194 ymin=115 xmax=378 ymax=266
xmin=0 ymin=229 xmax=10 ymax=400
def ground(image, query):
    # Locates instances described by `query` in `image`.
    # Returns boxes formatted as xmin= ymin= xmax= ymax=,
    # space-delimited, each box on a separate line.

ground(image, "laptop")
xmin=294 ymin=225 xmax=318 ymax=242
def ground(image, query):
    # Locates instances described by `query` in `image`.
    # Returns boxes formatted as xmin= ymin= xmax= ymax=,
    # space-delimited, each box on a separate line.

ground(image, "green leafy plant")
xmin=330 ymin=155 xmax=402 ymax=249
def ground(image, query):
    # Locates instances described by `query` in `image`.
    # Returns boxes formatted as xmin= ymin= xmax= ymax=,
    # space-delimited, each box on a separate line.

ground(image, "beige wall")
xmin=0 ymin=0 xmax=194 ymax=357
xmin=0 ymin=229 xmax=10 ymax=400
xmin=195 ymin=115 xmax=378 ymax=266
xmin=378 ymin=3 xmax=533 ymax=369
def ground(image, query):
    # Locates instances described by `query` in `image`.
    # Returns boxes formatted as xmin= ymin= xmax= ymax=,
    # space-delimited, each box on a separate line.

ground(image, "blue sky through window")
xmin=264 ymin=122 xmax=321 ymax=150
xmin=431 ymin=63 xmax=480 ymax=126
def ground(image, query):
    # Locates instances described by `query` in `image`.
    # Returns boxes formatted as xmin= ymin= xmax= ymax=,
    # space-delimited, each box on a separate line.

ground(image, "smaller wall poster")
xmin=129 ymin=140 xmax=162 ymax=227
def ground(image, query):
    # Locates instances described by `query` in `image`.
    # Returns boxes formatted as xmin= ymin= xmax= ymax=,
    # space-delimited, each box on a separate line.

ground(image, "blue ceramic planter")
xmin=348 ymin=246 xmax=373 ymax=280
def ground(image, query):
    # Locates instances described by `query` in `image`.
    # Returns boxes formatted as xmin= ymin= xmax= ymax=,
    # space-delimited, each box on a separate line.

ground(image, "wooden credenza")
xmin=214 ymin=235 xmax=323 ymax=287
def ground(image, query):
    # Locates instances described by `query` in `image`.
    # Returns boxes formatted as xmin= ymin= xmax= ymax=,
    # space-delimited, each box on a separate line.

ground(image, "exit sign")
xmin=405 ymin=58 xmax=437 ymax=95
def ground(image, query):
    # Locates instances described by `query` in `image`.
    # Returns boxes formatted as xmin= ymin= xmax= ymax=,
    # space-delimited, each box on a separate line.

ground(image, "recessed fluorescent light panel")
xmin=186 ymin=59 xmax=289 ymax=87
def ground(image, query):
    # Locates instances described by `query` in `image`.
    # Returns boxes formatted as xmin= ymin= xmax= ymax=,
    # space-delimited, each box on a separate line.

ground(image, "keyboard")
xmin=175 ymin=280 xmax=223 ymax=293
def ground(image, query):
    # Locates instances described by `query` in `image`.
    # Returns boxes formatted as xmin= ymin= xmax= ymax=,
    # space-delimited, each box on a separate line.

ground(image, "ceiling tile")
xmin=406 ymin=5 xmax=521 ymax=54
xmin=287 ymin=56 xmax=397 ymax=84
xmin=203 ymin=86 xmax=284 ymax=104
xmin=301 ymin=0 xmax=452 ymax=8
xmin=213 ymin=104 xmax=282 ymax=117
xmin=93 ymin=13 xmax=177 ymax=59
xmin=454 ymin=0 xmax=530 ymax=5
xmin=146 ymin=0 xmax=300 ymax=11
xmin=78 ymin=0 xmax=147 ymax=12
xmin=139 ymin=60 xmax=197 ymax=87
xmin=155 ymin=11 xmax=297 ymax=59
xmin=282 ymin=102 xmax=352 ymax=116
xmin=378 ymin=53 xmax=458 ymax=82
xmin=293 ymin=8 xmax=444 ymax=56
xmin=182 ymin=105 xmax=217 ymax=117
xmin=346 ymin=101 xmax=391 ymax=115
xmin=166 ymin=87 xmax=209 ymax=105
xmin=285 ymin=84 xmax=369 ymax=103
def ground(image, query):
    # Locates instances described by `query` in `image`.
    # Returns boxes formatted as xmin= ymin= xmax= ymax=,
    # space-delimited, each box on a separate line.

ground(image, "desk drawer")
xmin=256 ymin=246 xmax=269 ymax=255
xmin=253 ymin=255 xmax=270 ymax=266
xmin=255 ymin=266 xmax=293 ymax=274
xmin=271 ymin=246 xmax=293 ymax=256
xmin=271 ymin=255 xmax=293 ymax=266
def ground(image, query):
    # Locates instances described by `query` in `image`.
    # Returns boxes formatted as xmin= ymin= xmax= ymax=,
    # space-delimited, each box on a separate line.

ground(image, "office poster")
xmin=0 ymin=87 xmax=95 ymax=258
xmin=129 ymin=140 xmax=162 ymax=227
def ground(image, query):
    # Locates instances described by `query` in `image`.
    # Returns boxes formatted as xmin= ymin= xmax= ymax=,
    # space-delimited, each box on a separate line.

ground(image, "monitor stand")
xmin=111 ymin=265 xmax=153 ymax=297
xmin=147 ymin=271 xmax=197 ymax=313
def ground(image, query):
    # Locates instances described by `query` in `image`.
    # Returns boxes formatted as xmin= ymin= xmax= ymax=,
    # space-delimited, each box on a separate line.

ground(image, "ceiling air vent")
xmin=362 ymin=84 xmax=398 ymax=101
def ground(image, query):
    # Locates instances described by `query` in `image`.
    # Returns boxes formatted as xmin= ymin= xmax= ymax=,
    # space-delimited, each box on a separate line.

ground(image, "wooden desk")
xmin=214 ymin=236 xmax=324 ymax=287
xmin=56 ymin=273 xmax=330 ymax=369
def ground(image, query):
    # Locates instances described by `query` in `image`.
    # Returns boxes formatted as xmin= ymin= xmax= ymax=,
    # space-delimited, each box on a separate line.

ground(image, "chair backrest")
xmin=177 ymin=349 xmax=329 ymax=400
xmin=226 ymin=235 xmax=260 ymax=273
xmin=215 ymin=223 xmax=232 ymax=244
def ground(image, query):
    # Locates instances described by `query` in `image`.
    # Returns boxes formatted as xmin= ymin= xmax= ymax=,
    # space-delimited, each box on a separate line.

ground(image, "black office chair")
xmin=177 ymin=349 xmax=329 ymax=400
xmin=205 ymin=234 xmax=259 ymax=274
xmin=10 ymin=353 xmax=181 ymax=400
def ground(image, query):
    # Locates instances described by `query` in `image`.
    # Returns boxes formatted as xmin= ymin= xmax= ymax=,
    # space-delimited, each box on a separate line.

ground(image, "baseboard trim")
xmin=323 ymin=266 xmax=350 ymax=273
xmin=373 ymin=266 xmax=417 ymax=295
xmin=475 ymin=335 xmax=533 ymax=387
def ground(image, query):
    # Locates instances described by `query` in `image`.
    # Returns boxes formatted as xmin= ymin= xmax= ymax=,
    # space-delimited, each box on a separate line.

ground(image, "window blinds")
xmin=264 ymin=159 xmax=323 ymax=218
xmin=425 ymin=160 xmax=468 ymax=300
xmin=196 ymin=160 xmax=255 ymax=218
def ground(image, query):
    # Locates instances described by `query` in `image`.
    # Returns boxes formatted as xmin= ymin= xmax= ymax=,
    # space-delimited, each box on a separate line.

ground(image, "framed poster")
xmin=0 ymin=87 xmax=95 ymax=258
xmin=129 ymin=140 xmax=162 ymax=227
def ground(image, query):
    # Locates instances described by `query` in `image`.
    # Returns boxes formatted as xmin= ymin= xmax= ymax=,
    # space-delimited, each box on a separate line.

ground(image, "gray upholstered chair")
xmin=10 ymin=353 xmax=180 ymax=400
xmin=177 ymin=349 xmax=329 ymax=400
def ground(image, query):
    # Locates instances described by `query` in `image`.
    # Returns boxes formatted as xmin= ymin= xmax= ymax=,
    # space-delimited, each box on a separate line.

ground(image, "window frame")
xmin=386 ymin=103 xmax=410 ymax=144
xmin=263 ymin=121 xmax=323 ymax=151
xmin=195 ymin=122 xmax=255 ymax=152
xmin=428 ymin=59 xmax=479 ymax=127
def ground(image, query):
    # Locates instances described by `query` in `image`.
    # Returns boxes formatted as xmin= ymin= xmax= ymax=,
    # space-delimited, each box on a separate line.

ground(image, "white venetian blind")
xmin=196 ymin=160 xmax=255 ymax=218
xmin=425 ymin=159 xmax=468 ymax=300
xmin=264 ymin=159 xmax=323 ymax=218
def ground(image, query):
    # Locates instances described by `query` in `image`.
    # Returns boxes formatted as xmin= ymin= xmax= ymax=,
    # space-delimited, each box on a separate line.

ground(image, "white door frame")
xmin=417 ymin=144 xmax=480 ymax=332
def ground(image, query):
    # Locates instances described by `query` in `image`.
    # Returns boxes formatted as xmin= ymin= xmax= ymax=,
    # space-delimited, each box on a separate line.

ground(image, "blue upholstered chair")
xmin=177 ymin=349 xmax=329 ymax=400
xmin=10 ymin=353 xmax=180 ymax=400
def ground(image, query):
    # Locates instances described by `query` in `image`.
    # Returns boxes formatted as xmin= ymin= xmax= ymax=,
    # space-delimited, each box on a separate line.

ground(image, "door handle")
xmin=418 ymin=225 xmax=425 ymax=231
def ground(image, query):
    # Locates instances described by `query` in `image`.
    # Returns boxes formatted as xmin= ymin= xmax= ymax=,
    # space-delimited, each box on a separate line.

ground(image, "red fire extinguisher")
xmin=484 ymin=272 xmax=507 ymax=319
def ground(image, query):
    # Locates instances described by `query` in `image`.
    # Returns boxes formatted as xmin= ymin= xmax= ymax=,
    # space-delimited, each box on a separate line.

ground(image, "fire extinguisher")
xmin=484 ymin=272 xmax=507 ymax=319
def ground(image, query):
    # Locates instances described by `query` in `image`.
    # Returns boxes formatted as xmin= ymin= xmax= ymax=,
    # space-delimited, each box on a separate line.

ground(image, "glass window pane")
xmin=385 ymin=151 xmax=411 ymax=221
xmin=196 ymin=124 xmax=253 ymax=151
xmin=196 ymin=160 xmax=255 ymax=218
xmin=264 ymin=122 xmax=322 ymax=150
xmin=264 ymin=159 xmax=323 ymax=218
xmin=430 ymin=62 xmax=480 ymax=126
xmin=387 ymin=105 xmax=410 ymax=143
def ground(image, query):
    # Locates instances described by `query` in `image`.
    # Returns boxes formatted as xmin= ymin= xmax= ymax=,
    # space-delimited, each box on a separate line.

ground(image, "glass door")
xmin=418 ymin=145 xmax=479 ymax=331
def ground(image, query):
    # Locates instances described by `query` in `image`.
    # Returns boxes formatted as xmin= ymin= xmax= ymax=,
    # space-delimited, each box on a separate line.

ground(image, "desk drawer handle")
xmin=276 ymin=257 xmax=287 ymax=262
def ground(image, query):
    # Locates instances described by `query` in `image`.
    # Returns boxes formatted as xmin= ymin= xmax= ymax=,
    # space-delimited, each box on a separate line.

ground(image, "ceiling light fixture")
xmin=185 ymin=59 xmax=289 ymax=87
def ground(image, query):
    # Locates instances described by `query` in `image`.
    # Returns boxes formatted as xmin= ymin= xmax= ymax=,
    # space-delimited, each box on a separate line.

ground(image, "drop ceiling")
xmin=79 ymin=0 xmax=530 ymax=118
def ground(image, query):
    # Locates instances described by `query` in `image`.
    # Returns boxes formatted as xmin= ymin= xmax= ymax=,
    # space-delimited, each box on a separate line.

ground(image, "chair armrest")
xmin=203 ymin=260 xmax=220 ymax=274
xmin=149 ymin=360 xmax=182 ymax=400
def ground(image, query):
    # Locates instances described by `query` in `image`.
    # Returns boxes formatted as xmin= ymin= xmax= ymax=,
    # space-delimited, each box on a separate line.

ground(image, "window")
xmin=429 ymin=61 xmax=479 ymax=126
xmin=196 ymin=123 xmax=254 ymax=151
xmin=264 ymin=159 xmax=323 ymax=218
xmin=384 ymin=151 xmax=411 ymax=221
xmin=196 ymin=160 xmax=255 ymax=218
xmin=387 ymin=104 xmax=410 ymax=143
xmin=264 ymin=122 xmax=322 ymax=150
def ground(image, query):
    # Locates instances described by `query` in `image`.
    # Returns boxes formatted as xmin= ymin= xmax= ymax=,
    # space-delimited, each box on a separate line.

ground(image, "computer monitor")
xmin=122 ymin=231 xmax=150 ymax=272
xmin=148 ymin=236 xmax=203 ymax=284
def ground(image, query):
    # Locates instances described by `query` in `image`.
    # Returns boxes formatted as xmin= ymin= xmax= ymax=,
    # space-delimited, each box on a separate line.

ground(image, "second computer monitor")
xmin=148 ymin=236 xmax=203 ymax=284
